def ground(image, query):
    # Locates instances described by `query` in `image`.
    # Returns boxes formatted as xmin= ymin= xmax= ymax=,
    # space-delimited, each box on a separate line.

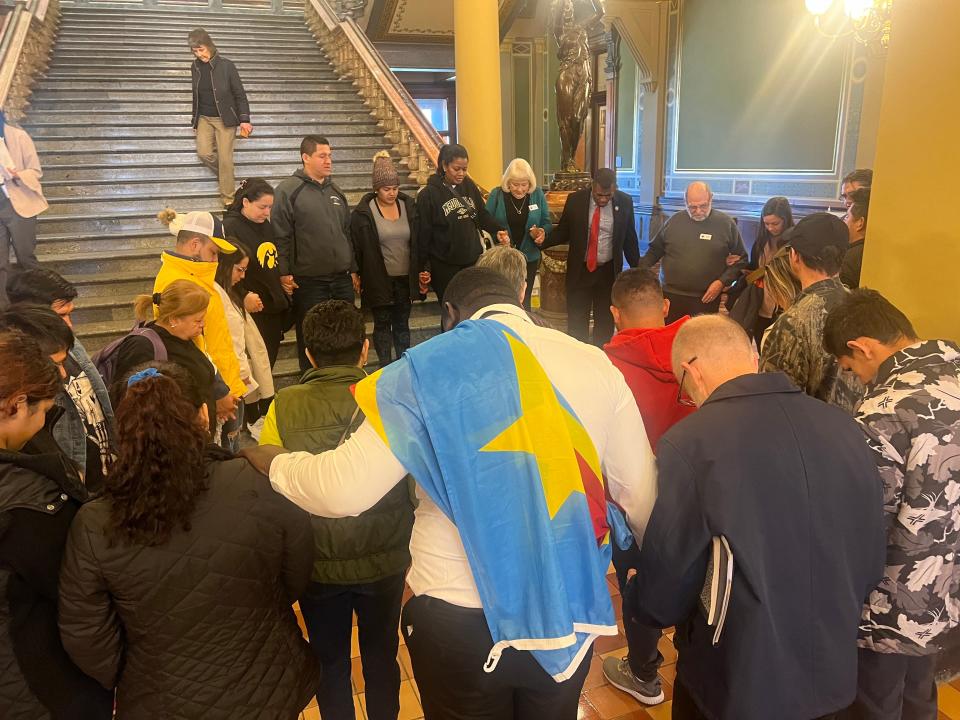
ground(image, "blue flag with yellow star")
xmin=353 ymin=318 xmax=626 ymax=681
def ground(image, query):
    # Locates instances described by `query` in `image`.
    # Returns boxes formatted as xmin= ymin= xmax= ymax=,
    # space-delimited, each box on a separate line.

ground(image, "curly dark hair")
xmin=105 ymin=362 xmax=210 ymax=547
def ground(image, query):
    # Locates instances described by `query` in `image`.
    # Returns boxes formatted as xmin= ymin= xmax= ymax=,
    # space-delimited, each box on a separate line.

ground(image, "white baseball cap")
xmin=167 ymin=210 xmax=237 ymax=253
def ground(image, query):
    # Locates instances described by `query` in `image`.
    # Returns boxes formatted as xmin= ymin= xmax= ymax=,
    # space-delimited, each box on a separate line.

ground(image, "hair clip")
xmin=127 ymin=367 xmax=162 ymax=387
xmin=152 ymin=292 xmax=162 ymax=305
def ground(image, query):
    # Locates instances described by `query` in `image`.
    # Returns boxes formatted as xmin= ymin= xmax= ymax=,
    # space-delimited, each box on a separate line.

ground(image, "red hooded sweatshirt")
xmin=603 ymin=317 xmax=696 ymax=452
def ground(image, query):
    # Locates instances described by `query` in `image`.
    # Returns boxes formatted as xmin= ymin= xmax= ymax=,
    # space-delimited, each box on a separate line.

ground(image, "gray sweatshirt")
xmin=640 ymin=209 xmax=747 ymax=297
xmin=272 ymin=170 xmax=357 ymax=278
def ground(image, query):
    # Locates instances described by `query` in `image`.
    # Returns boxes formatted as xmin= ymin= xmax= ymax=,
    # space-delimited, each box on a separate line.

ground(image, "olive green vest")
xmin=275 ymin=365 xmax=415 ymax=584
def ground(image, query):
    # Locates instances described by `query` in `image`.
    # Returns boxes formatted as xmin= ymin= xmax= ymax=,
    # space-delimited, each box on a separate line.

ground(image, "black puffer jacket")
xmin=0 ymin=446 xmax=112 ymax=719
xmin=351 ymin=191 xmax=423 ymax=308
xmin=59 ymin=453 xmax=319 ymax=719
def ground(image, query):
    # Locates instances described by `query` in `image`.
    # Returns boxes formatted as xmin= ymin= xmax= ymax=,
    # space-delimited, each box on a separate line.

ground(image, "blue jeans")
xmin=293 ymin=273 xmax=355 ymax=370
xmin=217 ymin=400 xmax=244 ymax=453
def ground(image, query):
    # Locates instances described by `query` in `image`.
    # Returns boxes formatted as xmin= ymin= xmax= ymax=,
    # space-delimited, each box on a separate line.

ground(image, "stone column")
xmin=453 ymin=0 xmax=504 ymax=190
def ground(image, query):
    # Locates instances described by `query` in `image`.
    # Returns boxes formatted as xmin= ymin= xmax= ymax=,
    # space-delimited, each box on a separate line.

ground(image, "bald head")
xmin=671 ymin=315 xmax=757 ymax=406
xmin=685 ymin=182 xmax=713 ymax=222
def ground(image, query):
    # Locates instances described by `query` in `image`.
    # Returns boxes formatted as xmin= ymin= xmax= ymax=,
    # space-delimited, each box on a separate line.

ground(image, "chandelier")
xmin=805 ymin=0 xmax=893 ymax=52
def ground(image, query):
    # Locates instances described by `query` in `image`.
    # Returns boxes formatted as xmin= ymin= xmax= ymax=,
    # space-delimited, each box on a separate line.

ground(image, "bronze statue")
xmin=552 ymin=0 xmax=603 ymax=175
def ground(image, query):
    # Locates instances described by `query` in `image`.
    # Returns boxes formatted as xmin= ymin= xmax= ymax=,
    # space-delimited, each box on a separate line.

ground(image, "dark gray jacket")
xmin=272 ymin=170 xmax=357 ymax=278
xmin=630 ymin=372 xmax=885 ymax=720
xmin=190 ymin=53 xmax=250 ymax=128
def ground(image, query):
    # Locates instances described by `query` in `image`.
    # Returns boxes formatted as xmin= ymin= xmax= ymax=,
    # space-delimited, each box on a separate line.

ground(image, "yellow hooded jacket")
xmin=154 ymin=251 xmax=246 ymax=397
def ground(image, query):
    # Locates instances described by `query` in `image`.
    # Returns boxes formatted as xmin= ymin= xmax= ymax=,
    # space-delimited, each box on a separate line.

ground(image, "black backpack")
xmin=91 ymin=322 xmax=168 ymax=387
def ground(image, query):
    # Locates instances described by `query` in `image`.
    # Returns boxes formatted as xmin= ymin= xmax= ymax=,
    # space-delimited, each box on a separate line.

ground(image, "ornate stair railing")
xmin=0 ymin=0 xmax=59 ymax=122
xmin=305 ymin=0 xmax=442 ymax=185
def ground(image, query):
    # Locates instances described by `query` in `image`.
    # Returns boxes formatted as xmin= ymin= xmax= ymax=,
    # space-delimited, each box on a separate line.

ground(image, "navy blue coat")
xmin=628 ymin=372 xmax=885 ymax=720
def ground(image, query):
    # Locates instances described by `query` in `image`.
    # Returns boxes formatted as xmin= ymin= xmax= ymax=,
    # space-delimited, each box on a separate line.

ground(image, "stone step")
xmin=49 ymin=47 xmax=331 ymax=62
xmin=28 ymin=90 xmax=359 ymax=104
xmin=37 ymin=146 xmax=397 ymax=166
xmin=36 ymin=229 xmax=171 ymax=255
xmin=48 ymin=58 xmax=333 ymax=71
xmin=53 ymin=37 xmax=322 ymax=50
xmin=64 ymin=269 xmax=159 ymax=304
xmin=40 ymin=247 xmax=164 ymax=277
xmin=56 ymin=24 xmax=312 ymax=40
xmin=37 ymin=189 xmax=376 ymax=235
xmin=42 ymin=158 xmax=391 ymax=182
xmin=31 ymin=135 xmax=390 ymax=154
xmin=57 ymin=13 xmax=310 ymax=29
xmin=30 ymin=107 xmax=371 ymax=122
xmin=27 ymin=122 xmax=382 ymax=139
xmin=44 ymin=68 xmax=339 ymax=80
xmin=33 ymin=79 xmax=352 ymax=92
xmin=47 ymin=58 xmax=334 ymax=72
xmin=43 ymin=171 xmax=404 ymax=198
xmin=59 ymin=8 xmax=310 ymax=26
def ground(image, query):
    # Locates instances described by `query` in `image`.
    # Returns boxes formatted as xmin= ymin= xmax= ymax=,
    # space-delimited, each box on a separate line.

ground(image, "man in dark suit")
xmin=539 ymin=168 xmax=640 ymax=345
xmin=627 ymin=314 xmax=885 ymax=720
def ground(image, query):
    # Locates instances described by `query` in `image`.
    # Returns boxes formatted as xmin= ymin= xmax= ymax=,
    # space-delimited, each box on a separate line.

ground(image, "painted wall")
xmin=861 ymin=0 xmax=960 ymax=342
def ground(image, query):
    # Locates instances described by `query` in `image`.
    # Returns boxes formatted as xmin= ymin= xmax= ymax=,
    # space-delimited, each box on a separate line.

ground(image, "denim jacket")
xmin=53 ymin=341 xmax=116 ymax=474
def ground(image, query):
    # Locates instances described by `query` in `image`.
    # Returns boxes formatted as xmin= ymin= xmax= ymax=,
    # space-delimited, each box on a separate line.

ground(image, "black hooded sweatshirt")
xmin=223 ymin=209 xmax=290 ymax=315
xmin=415 ymin=174 xmax=506 ymax=269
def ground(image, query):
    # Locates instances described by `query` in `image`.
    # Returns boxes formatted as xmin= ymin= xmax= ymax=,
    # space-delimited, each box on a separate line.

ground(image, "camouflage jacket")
xmin=759 ymin=277 xmax=863 ymax=413
xmin=856 ymin=340 xmax=960 ymax=655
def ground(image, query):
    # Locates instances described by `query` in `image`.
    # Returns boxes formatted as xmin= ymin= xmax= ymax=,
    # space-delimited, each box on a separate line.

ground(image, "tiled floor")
xmin=295 ymin=575 xmax=960 ymax=720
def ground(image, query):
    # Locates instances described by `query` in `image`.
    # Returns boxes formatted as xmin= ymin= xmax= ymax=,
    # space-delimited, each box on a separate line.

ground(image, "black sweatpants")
xmin=401 ymin=594 xmax=592 ymax=719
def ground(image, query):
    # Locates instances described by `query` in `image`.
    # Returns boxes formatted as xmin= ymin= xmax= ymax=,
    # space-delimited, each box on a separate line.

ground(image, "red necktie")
xmin=587 ymin=205 xmax=601 ymax=272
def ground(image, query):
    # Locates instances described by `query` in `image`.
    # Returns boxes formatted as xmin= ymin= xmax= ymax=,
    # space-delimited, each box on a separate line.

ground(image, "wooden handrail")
xmin=307 ymin=0 xmax=443 ymax=172
xmin=0 ymin=3 xmax=32 ymax=111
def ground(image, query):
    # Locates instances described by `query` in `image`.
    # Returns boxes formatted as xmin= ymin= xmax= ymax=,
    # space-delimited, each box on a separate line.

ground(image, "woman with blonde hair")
xmin=758 ymin=246 xmax=800 ymax=350
xmin=485 ymin=158 xmax=552 ymax=308
xmin=113 ymin=279 xmax=217 ymax=430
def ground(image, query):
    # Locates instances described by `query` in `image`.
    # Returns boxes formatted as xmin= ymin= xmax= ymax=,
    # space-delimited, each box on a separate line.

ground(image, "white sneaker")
xmin=248 ymin=417 xmax=265 ymax=443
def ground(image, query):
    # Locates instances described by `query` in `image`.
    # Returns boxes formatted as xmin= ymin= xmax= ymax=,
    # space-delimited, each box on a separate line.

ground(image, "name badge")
xmin=700 ymin=233 xmax=713 ymax=240
xmin=528 ymin=203 xmax=539 ymax=211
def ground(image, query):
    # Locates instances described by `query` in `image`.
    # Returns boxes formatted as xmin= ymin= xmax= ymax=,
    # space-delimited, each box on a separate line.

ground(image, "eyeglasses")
xmin=677 ymin=356 xmax=698 ymax=407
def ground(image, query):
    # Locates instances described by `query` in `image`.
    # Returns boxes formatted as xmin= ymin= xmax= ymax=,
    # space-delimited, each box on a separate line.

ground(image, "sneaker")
xmin=248 ymin=417 xmax=265 ymax=443
xmin=602 ymin=656 xmax=665 ymax=705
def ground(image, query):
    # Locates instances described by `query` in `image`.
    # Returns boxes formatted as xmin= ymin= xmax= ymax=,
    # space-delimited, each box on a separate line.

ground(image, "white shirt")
xmin=588 ymin=197 xmax=615 ymax=265
xmin=269 ymin=303 xmax=657 ymax=608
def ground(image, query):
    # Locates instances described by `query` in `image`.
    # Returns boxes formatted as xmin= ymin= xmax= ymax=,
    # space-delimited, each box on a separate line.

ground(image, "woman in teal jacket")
xmin=485 ymin=158 xmax=553 ymax=308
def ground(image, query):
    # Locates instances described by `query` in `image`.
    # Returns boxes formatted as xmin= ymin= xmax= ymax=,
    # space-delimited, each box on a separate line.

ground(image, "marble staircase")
xmin=25 ymin=3 xmax=437 ymax=384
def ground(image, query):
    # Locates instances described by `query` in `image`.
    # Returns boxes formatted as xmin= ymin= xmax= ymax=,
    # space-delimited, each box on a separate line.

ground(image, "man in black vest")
xmin=539 ymin=168 xmax=640 ymax=345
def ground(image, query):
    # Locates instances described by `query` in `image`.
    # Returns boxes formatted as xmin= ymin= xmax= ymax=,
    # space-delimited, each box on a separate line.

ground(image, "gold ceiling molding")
xmin=366 ymin=0 xmax=518 ymax=44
